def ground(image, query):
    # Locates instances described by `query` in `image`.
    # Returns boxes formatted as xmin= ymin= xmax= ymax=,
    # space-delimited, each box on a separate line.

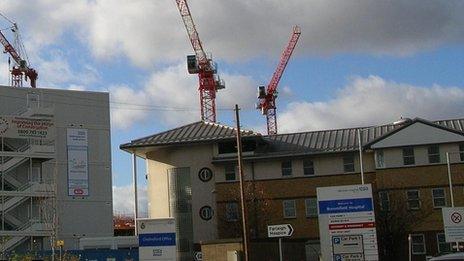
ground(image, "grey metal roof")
xmin=258 ymin=118 xmax=464 ymax=156
xmin=121 ymin=117 xmax=464 ymax=155
xmin=120 ymin=121 xmax=259 ymax=149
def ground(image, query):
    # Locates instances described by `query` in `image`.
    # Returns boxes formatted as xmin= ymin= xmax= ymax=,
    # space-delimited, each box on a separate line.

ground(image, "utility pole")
xmin=235 ymin=104 xmax=249 ymax=261
xmin=132 ymin=153 xmax=138 ymax=236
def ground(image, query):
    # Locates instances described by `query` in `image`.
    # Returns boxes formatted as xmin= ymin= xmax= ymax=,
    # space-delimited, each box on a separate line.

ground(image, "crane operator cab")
xmin=187 ymin=55 xmax=199 ymax=74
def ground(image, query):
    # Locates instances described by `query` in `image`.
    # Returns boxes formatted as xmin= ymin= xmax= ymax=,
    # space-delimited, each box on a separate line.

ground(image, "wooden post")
xmin=235 ymin=104 xmax=249 ymax=261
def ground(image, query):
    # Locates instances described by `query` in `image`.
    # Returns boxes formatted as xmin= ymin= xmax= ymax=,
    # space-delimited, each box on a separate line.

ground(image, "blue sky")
xmin=1 ymin=0 xmax=464 ymax=214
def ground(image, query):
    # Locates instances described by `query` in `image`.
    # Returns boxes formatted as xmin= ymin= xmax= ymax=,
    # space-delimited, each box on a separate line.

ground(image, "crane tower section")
xmin=175 ymin=0 xmax=225 ymax=122
xmin=257 ymin=26 xmax=301 ymax=135
xmin=0 ymin=19 xmax=37 ymax=88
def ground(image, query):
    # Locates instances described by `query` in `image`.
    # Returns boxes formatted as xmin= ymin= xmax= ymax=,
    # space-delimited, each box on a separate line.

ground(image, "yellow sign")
xmin=56 ymin=240 xmax=64 ymax=247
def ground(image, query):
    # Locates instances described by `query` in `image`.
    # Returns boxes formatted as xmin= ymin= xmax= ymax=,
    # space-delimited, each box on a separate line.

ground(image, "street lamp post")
xmin=357 ymin=129 xmax=365 ymax=185
xmin=446 ymin=152 xmax=460 ymax=252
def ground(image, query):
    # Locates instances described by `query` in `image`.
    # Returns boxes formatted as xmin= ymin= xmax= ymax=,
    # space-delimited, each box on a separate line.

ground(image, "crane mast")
xmin=0 ymin=21 xmax=37 ymax=88
xmin=257 ymin=26 xmax=301 ymax=135
xmin=175 ymin=0 xmax=225 ymax=122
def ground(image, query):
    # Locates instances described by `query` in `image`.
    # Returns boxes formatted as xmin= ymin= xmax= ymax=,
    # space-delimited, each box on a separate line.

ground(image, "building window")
xmin=403 ymin=147 xmax=415 ymax=165
xmin=378 ymin=191 xmax=390 ymax=211
xmin=218 ymin=140 xmax=256 ymax=154
xmin=407 ymin=190 xmax=420 ymax=210
xmin=460 ymin=143 xmax=464 ymax=161
xmin=437 ymin=233 xmax=451 ymax=253
xmin=432 ymin=188 xmax=446 ymax=208
xmin=303 ymin=159 xmax=315 ymax=175
xmin=281 ymin=161 xmax=292 ymax=176
xmin=305 ymin=198 xmax=318 ymax=218
xmin=411 ymin=234 xmax=426 ymax=255
xmin=226 ymin=202 xmax=239 ymax=222
xmin=428 ymin=145 xmax=440 ymax=163
xmin=343 ymin=154 xmax=355 ymax=173
xmin=283 ymin=200 xmax=296 ymax=218
xmin=375 ymin=150 xmax=385 ymax=168
xmin=224 ymin=165 xmax=236 ymax=181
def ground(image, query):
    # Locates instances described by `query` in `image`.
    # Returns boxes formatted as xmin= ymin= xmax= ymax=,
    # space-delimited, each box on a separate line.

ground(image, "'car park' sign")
xmin=317 ymin=184 xmax=379 ymax=261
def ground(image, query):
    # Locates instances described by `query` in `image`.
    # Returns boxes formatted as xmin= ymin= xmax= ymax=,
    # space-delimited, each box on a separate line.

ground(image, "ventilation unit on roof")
xmin=393 ymin=117 xmax=412 ymax=126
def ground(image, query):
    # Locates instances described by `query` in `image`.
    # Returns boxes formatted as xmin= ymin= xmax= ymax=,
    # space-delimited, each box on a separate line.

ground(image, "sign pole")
xmin=268 ymin=224 xmax=293 ymax=260
xmin=357 ymin=129 xmax=364 ymax=185
xmin=132 ymin=153 xmax=138 ymax=236
xmin=408 ymin=234 xmax=412 ymax=261
xmin=446 ymin=152 xmax=459 ymax=251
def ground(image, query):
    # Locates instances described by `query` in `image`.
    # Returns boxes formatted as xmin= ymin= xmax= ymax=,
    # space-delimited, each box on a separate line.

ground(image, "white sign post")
xmin=138 ymin=218 xmax=177 ymax=261
xmin=268 ymin=224 xmax=293 ymax=261
xmin=317 ymin=184 xmax=378 ymax=261
xmin=442 ymin=207 xmax=464 ymax=244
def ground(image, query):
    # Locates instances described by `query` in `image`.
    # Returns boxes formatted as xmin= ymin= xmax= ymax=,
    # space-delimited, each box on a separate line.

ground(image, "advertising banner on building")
xmin=67 ymin=128 xmax=89 ymax=196
xmin=138 ymin=218 xmax=177 ymax=261
xmin=0 ymin=115 xmax=54 ymax=139
xmin=317 ymin=184 xmax=379 ymax=261
xmin=442 ymin=207 xmax=464 ymax=242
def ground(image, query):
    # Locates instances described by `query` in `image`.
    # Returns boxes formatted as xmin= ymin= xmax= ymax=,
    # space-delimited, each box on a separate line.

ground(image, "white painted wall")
xmin=372 ymin=122 xmax=464 ymax=149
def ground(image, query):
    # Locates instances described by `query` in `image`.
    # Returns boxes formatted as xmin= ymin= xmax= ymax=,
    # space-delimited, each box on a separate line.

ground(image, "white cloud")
xmin=2 ymin=1 xmax=464 ymax=67
xmin=109 ymin=84 xmax=152 ymax=129
xmin=278 ymin=76 xmax=464 ymax=133
xmin=110 ymin=63 xmax=257 ymax=129
xmin=112 ymin=184 xmax=148 ymax=217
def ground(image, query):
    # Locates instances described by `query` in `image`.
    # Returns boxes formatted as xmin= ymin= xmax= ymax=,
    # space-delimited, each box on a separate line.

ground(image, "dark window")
xmin=218 ymin=140 xmax=256 ymax=154
xmin=428 ymin=145 xmax=440 ymax=163
xmin=407 ymin=190 xmax=420 ymax=210
xmin=437 ymin=233 xmax=451 ymax=253
xmin=218 ymin=141 xmax=236 ymax=154
xmin=460 ymin=143 xmax=464 ymax=161
xmin=224 ymin=165 xmax=236 ymax=181
xmin=378 ymin=191 xmax=390 ymax=211
xmin=376 ymin=150 xmax=385 ymax=168
xmin=305 ymin=198 xmax=318 ymax=217
xmin=226 ymin=202 xmax=239 ymax=222
xmin=432 ymin=188 xmax=446 ymax=208
xmin=403 ymin=147 xmax=415 ymax=165
xmin=303 ymin=159 xmax=314 ymax=175
xmin=281 ymin=161 xmax=292 ymax=176
xmin=283 ymin=200 xmax=296 ymax=218
xmin=343 ymin=155 xmax=355 ymax=172
xmin=411 ymin=234 xmax=426 ymax=254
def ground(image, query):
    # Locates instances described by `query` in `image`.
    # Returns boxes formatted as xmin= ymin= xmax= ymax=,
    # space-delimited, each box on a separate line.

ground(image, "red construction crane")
xmin=257 ymin=26 xmax=301 ymax=135
xmin=175 ymin=0 xmax=225 ymax=122
xmin=0 ymin=18 xmax=37 ymax=88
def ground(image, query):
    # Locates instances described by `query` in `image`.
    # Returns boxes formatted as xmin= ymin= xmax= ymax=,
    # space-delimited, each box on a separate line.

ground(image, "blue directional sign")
xmin=318 ymin=198 xmax=373 ymax=214
xmin=139 ymin=233 xmax=176 ymax=247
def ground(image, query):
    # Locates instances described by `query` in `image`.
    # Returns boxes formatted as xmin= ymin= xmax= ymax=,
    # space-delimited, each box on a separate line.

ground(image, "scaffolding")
xmin=0 ymin=95 xmax=56 ymax=257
